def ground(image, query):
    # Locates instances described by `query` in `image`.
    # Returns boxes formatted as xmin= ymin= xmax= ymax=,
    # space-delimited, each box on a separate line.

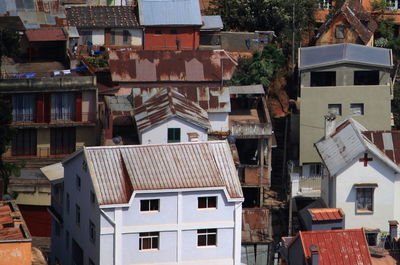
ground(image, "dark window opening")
xmin=197 ymin=229 xmax=217 ymax=246
xmin=243 ymin=187 xmax=260 ymax=208
xmin=50 ymin=127 xmax=76 ymax=155
xmin=198 ymin=197 xmax=217 ymax=209
xmin=170 ymin=30 xmax=178 ymax=34
xmin=335 ymin=26 xmax=345 ymax=39
xmin=354 ymin=71 xmax=379 ymax=85
xmin=168 ymin=128 xmax=181 ymax=143
xmin=139 ymin=232 xmax=159 ymax=250
xmin=123 ymin=30 xmax=130 ymax=45
xmin=76 ymin=204 xmax=80 ymax=226
xmin=200 ymin=33 xmax=221 ymax=46
xmin=310 ymin=71 xmax=336 ymax=86
xmin=140 ymin=199 xmax=159 ymax=212
xmin=12 ymin=129 xmax=37 ymax=156
xmin=235 ymin=139 xmax=259 ymax=165
xmin=366 ymin=232 xmax=378 ymax=246
xmin=154 ymin=30 xmax=162 ymax=35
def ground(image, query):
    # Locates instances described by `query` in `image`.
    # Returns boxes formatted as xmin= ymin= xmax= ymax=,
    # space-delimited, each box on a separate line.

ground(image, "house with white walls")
xmin=315 ymin=117 xmax=400 ymax=241
xmin=49 ymin=141 xmax=243 ymax=265
xmin=134 ymin=88 xmax=210 ymax=144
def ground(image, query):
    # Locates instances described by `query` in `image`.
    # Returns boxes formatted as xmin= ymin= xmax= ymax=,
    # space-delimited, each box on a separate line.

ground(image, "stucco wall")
xmin=92 ymin=30 xmax=105 ymax=45
xmin=0 ymin=242 xmax=31 ymax=265
xmin=140 ymin=117 xmax=208 ymax=144
xmin=209 ymin=112 xmax=229 ymax=132
xmin=76 ymin=127 xmax=97 ymax=148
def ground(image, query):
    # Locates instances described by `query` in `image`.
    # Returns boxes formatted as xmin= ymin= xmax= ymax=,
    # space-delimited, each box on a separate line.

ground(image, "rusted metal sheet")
xmin=135 ymin=88 xmax=210 ymax=132
xmin=132 ymin=86 xmax=231 ymax=113
xmin=25 ymin=28 xmax=66 ymax=41
xmin=85 ymin=141 xmax=243 ymax=205
xmin=308 ymin=208 xmax=344 ymax=221
xmin=108 ymin=50 xmax=237 ymax=82
xmin=242 ymin=208 xmax=270 ymax=243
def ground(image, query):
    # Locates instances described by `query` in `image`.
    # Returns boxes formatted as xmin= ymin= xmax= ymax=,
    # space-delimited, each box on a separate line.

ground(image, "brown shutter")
xmin=44 ymin=94 xmax=51 ymax=123
xmin=36 ymin=94 xmax=44 ymax=123
xmin=75 ymin=92 xmax=82 ymax=122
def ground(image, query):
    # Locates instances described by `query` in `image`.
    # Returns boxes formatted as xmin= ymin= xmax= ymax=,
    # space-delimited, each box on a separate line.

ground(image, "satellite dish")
xmin=112 ymin=136 xmax=122 ymax=145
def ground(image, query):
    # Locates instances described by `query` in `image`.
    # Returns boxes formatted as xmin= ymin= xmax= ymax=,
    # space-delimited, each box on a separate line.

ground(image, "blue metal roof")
xmin=138 ymin=0 xmax=202 ymax=26
xmin=299 ymin=43 xmax=393 ymax=70
xmin=201 ymin=15 xmax=223 ymax=30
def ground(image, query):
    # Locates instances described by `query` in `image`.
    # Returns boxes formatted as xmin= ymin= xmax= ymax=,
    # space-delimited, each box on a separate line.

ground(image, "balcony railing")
xmin=11 ymin=112 xmax=96 ymax=125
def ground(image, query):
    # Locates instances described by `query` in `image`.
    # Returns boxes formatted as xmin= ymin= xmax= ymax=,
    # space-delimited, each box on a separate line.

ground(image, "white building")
xmin=49 ymin=141 xmax=243 ymax=265
xmin=134 ymin=88 xmax=210 ymax=144
xmin=315 ymin=118 xmax=400 ymax=237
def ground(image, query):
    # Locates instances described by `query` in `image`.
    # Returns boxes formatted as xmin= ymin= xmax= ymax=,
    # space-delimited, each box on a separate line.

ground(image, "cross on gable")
xmin=359 ymin=153 xmax=373 ymax=167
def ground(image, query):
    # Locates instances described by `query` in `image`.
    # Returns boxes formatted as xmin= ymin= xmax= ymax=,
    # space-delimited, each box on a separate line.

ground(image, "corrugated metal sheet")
xmin=299 ymin=43 xmax=393 ymax=70
xmin=242 ymin=208 xmax=270 ymax=243
xmin=138 ymin=0 xmax=202 ymax=26
xmin=104 ymin=95 xmax=133 ymax=112
xmin=201 ymin=15 xmax=223 ymax=31
xmin=308 ymin=208 xmax=344 ymax=221
xmin=135 ymin=88 xmax=211 ymax=132
xmin=40 ymin=162 xmax=64 ymax=182
xmin=25 ymin=28 xmax=66 ymax=41
xmin=298 ymin=229 xmax=372 ymax=265
xmin=229 ymin=84 xmax=264 ymax=95
xmin=108 ymin=50 xmax=237 ymax=82
xmin=84 ymin=141 xmax=243 ymax=205
xmin=132 ymin=86 xmax=231 ymax=113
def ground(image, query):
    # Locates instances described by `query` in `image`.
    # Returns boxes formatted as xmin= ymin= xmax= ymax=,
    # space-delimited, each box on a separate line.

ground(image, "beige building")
xmin=298 ymin=44 xmax=393 ymax=174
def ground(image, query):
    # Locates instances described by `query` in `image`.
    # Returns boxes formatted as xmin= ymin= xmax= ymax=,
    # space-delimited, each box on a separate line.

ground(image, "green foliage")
xmin=86 ymin=56 xmax=109 ymax=68
xmin=230 ymin=45 xmax=286 ymax=87
xmin=0 ymin=29 xmax=20 ymax=59
xmin=392 ymin=83 xmax=400 ymax=129
xmin=371 ymin=0 xmax=396 ymax=41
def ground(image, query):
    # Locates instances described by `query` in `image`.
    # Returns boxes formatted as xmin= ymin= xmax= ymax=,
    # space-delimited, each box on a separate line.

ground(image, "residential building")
xmin=134 ymin=88 xmax=210 ymax=144
xmin=66 ymin=6 xmax=143 ymax=47
xmin=50 ymin=141 xmax=243 ymax=265
xmin=199 ymin=16 xmax=223 ymax=49
xmin=138 ymin=0 xmax=202 ymax=50
xmin=315 ymin=118 xmax=400 ymax=236
xmin=280 ymin=228 xmax=373 ymax=265
xmin=315 ymin=0 xmax=377 ymax=46
xmin=0 ymin=200 xmax=32 ymax=265
xmin=298 ymin=43 xmax=393 ymax=174
xmin=299 ymin=208 xmax=345 ymax=231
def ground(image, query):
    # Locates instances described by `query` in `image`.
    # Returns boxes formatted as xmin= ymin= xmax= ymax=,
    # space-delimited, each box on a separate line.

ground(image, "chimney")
xmin=309 ymin=245 xmax=319 ymax=265
xmin=389 ymin=220 xmax=398 ymax=240
xmin=324 ymin=113 xmax=336 ymax=139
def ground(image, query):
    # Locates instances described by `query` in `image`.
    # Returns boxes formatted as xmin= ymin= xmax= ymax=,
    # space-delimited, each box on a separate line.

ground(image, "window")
xmin=319 ymin=0 xmax=332 ymax=9
xmin=243 ymin=187 xmax=260 ymax=208
xmin=170 ymin=29 xmax=178 ymax=34
xmin=76 ymin=175 xmax=81 ymax=191
xmin=366 ymin=232 xmax=378 ymax=246
xmin=111 ymin=31 xmax=116 ymax=45
xmin=154 ymin=30 xmax=162 ymax=35
xmin=356 ymin=187 xmax=374 ymax=213
xmin=12 ymin=94 xmax=36 ymax=122
xmin=350 ymin=103 xmax=364 ymax=115
xmin=168 ymin=128 xmax=181 ymax=143
xmin=309 ymin=163 xmax=322 ymax=177
xmin=139 ymin=232 xmax=159 ymax=250
xmin=198 ymin=197 xmax=217 ymax=209
xmin=123 ymin=30 xmax=130 ymax=45
xmin=90 ymin=190 xmax=96 ymax=205
xmin=51 ymin=93 xmax=75 ymax=121
xmin=310 ymin=71 xmax=336 ymax=86
xmin=55 ymin=222 xmax=60 ymax=237
xmin=79 ymin=30 xmax=92 ymax=45
xmin=66 ymin=230 xmax=70 ymax=249
xmin=388 ymin=0 xmax=400 ymax=10
xmin=328 ymin=104 xmax=342 ymax=116
xmin=50 ymin=127 xmax=76 ymax=155
xmin=76 ymin=204 xmax=81 ymax=226
xmin=66 ymin=193 xmax=70 ymax=214
xmin=197 ymin=229 xmax=217 ymax=246
xmin=140 ymin=199 xmax=159 ymax=212
xmin=89 ymin=220 xmax=96 ymax=244
xmin=354 ymin=70 xmax=379 ymax=85
xmin=335 ymin=26 xmax=345 ymax=39
xmin=11 ymin=129 xmax=37 ymax=156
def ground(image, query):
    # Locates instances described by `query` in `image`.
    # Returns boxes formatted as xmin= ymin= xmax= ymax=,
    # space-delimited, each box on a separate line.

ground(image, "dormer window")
xmin=335 ymin=26 xmax=345 ymax=39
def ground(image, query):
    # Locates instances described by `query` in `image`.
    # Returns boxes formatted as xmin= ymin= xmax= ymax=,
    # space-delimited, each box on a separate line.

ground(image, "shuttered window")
xmin=50 ymin=127 xmax=76 ymax=155
xmin=11 ymin=129 xmax=37 ymax=156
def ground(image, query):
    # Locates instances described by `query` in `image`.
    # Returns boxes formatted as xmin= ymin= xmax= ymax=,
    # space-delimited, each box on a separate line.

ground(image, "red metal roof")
xmin=25 ymin=29 xmax=67 ymax=42
xmin=82 ymin=141 xmax=243 ymax=205
xmin=362 ymin=131 xmax=400 ymax=165
xmin=296 ymin=229 xmax=372 ymax=265
xmin=0 ymin=201 xmax=31 ymax=241
xmin=308 ymin=208 xmax=344 ymax=221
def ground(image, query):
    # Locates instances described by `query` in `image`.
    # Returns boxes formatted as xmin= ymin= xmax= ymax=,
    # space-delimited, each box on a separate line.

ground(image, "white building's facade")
xmin=49 ymin=141 xmax=243 ymax=265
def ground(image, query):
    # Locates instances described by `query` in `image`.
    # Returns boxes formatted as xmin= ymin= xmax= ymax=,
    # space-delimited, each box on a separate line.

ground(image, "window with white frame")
xmin=388 ymin=0 xmax=400 ymax=10
xmin=139 ymin=232 xmax=159 ymax=250
xmin=140 ymin=199 xmax=159 ymax=212
xmin=319 ymin=0 xmax=332 ymax=9
xmin=198 ymin=197 xmax=217 ymax=209
xmin=328 ymin=104 xmax=342 ymax=116
xmin=356 ymin=187 xmax=374 ymax=213
xmin=197 ymin=229 xmax=217 ymax=246
xmin=350 ymin=103 xmax=364 ymax=115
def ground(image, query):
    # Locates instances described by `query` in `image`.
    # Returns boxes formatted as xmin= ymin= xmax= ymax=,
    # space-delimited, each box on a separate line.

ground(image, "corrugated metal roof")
xmin=308 ymin=208 xmax=344 ymax=221
xmin=108 ymin=50 xmax=237 ymax=82
xmin=135 ymin=88 xmax=211 ymax=132
xmin=104 ymin=95 xmax=133 ymax=112
xmin=201 ymin=15 xmax=223 ymax=30
xmin=362 ymin=130 xmax=400 ymax=165
xmin=315 ymin=118 xmax=400 ymax=176
xmin=0 ymin=201 xmax=31 ymax=241
xmin=297 ymin=229 xmax=372 ymax=265
xmin=66 ymin=6 xmax=140 ymax=29
xmin=299 ymin=43 xmax=393 ymax=70
xmin=138 ymin=0 xmax=202 ymax=26
xmin=229 ymin=84 xmax=264 ymax=95
xmin=40 ymin=162 xmax=64 ymax=182
xmin=132 ymin=86 xmax=231 ymax=113
xmin=83 ymin=141 xmax=243 ymax=205
xmin=67 ymin=26 xmax=79 ymax=38
xmin=25 ymin=28 xmax=66 ymax=41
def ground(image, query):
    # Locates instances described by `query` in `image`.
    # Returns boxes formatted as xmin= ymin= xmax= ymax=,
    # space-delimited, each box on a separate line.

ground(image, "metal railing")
xmin=11 ymin=112 xmax=96 ymax=125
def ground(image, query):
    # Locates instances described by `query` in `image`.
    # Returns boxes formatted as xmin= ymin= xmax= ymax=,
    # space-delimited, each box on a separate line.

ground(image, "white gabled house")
xmin=49 ymin=141 xmax=243 ymax=265
xmin=315 ymin=118 xmax=400 ymax=238
xmin=134 ymin=88 xmax=210 ymax=144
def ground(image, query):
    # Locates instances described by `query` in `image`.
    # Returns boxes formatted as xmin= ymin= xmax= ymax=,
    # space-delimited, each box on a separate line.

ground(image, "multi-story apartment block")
xmin=50 ymin=141 xmax=243 ymax=265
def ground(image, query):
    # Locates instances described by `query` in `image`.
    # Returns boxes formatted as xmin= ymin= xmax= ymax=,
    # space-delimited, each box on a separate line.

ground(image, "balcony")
xmin=11 ymin=112 xmax=96 ymax=127
xmin=288 ymin=161 xmax=323 ymax=198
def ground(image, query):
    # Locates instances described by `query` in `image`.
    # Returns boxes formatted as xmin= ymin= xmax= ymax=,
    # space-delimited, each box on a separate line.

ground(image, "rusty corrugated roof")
xmin=135 ymin=88 xmax=211 ymax=132
xmin=308 ymin=208 xmax=344 ymax=221
xmin=108 ymin=50 xmax=237 ymax=82
xmin=362 ymin=130 xmax=400 ymax=165
xmin=242 ymin=208 xmax=270 ymax=243
xmin=0 ymin=201 xmax=31 ymax=242
xmin=84 ymin=141 xmax=243 ymax=205
xmin=132 ymin=86 xmax=231 ymax=113
xmin=296 ymin=229 xmax=372 ymax=265
xmin=25 ymin=28 xmax=66 ymax=41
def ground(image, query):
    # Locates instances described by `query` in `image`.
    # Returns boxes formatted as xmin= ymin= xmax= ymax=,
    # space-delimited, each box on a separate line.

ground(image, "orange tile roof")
xmin=308 ymin=208 xmax=344 ymax=221
xmin=0 ymin=201 xmax=31 ymax=242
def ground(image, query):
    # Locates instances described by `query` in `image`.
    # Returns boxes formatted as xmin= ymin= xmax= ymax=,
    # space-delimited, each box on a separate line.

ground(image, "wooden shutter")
xmin=75 ymin=92 xmax=82 ymax=122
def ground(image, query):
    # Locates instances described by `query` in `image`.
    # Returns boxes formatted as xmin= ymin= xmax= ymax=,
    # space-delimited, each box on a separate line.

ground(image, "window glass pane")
xmin=140 ymin=200 xmax=149 ymax=211
xmin=208 ymin=197 xmax=217 ymax=208
xmin=150 ymin=199 xmax=159 ymax=211
xmin=328 ymin=104 xmax=341 ymax=115
xmin=168 ymin=128 xmax=181 ymax=143
xmin=198 ymin=235 xmax=206 ymax=246
xmin=198 ymin=198 xmax=207 ymax=208
xmin=143 ymin=238 xmax=151 ymax=249
xmin=350 ymin=103 xmax=364 ymax=115
xmin=335 ymin=26 xmax=344 ymax=39
xmin=310 ymin=72 xmax=336 ymax=86
xmin=207 ymin=234 xmax=216 ymax=245
xmin=152 ymin=236 xmax=158 ymax=248
xmin=354 ymin=71 xmax=379 ymax=85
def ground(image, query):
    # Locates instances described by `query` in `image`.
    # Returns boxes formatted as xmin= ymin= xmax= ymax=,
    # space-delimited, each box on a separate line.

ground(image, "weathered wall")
xmin=0 ymin=242 xmax=32 ymax=265
xmin=144 ymin=27 xmax=200 ymax=50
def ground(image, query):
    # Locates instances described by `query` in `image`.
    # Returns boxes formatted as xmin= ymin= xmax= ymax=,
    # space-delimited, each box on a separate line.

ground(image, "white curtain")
xmin=12 ymin=94 xmax=35 ymax=122
xmin=51 ymin=93 xmax=75 ymax=120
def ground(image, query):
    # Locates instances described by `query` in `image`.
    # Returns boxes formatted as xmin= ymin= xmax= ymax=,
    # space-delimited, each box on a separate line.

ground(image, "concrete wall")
xmin=139 ymin=117 xmax=208 ymax=145
xmin=144 ymin=27 xmax=200 ymax=50
xmin=0 ymin=242 xmax=31 ymax=265
xmin=82 ymin=91 xmax=96 ymax=122
xmin=209 ymin=112 xmax=229 ymax=132
xmin=334 ymin=152 xmax=399 ymax=233
xmin=287 ymin=238 xmax=305 ymax=265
